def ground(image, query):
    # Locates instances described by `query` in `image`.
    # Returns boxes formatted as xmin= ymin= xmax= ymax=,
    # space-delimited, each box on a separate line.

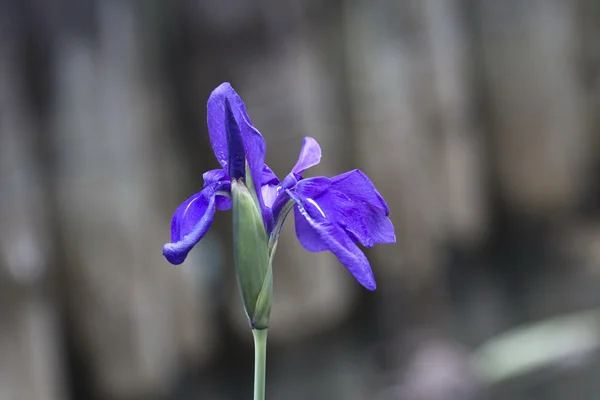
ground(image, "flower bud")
xmin=231 ymin=175 xmax=272 ymax=330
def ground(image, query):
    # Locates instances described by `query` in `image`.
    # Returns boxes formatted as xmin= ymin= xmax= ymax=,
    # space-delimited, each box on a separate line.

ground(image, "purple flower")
xmin=163 ymin=82 xmax=395 ymax=290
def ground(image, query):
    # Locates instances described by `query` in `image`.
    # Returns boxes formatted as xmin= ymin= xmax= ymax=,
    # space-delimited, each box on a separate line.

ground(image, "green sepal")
xmin=231 ymin=164 xmax=272 ymax=330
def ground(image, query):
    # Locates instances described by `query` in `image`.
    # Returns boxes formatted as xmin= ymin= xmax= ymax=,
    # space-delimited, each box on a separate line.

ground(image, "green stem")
xmin=252 ymin=328 xmax=268 ymax=400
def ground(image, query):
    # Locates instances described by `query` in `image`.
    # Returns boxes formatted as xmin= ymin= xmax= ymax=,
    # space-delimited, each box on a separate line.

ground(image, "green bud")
xmin=231 ymin=169 xmax=272 ymax=330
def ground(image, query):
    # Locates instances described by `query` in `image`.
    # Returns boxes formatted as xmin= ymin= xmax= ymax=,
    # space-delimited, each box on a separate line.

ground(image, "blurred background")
xmin=2 ymin=0 xmax=600 ymax=399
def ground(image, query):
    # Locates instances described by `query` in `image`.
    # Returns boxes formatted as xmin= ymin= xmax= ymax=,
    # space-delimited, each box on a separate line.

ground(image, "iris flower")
xmin=163 ymin=83 xmax=395 ymax=290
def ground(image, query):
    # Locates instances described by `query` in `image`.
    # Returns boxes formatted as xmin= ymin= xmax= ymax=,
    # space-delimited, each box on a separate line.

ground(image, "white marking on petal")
xmin=306 ymin=198 xmax=326 ymax=218
xmin=261 ymin=184 xmax=279 ymax=208
xmin=184 ymin=195 xmax=201 ymax=217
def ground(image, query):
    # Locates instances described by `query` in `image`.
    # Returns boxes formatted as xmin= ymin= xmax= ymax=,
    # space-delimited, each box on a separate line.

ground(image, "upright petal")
xmin=207 ymin=83 xmax=240 ymax=168
xmin=207 ymin=83 xmax=267 ymax=221
xmin=291 ymin=137 xmax=322 ymax=177
xmin=287 ymin=189 xmax=376 ymax=290
xmin=164 ymin=182 xmax=225 ymax=265
xmin=225 ymin=97 xmax=246 ymax=180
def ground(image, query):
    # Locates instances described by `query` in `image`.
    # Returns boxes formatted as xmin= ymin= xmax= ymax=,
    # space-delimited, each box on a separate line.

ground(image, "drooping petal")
xmin=294 ymin=175 xmax=395 ymax=247
xmin=296 ymin=176 xmax=330 ymax=198
xmin=294 ymin=206 xmax=328 ymax=252
xmin=342 ymin=200 xmax=395 ymax=246
xmin=287 ymin=189 xmax=376 ymax=290
xmin=311 ymin=190 xmax=394 ymax=247
xmin=331 ymin=169 xmax=390 ymax=215
xmin=207 ymin=83 xmax=268 ymax=221
xmin=163 ymin=182 xmax=225 ymax=265
xmin=291 ymin=137 xmax=322 ymax=177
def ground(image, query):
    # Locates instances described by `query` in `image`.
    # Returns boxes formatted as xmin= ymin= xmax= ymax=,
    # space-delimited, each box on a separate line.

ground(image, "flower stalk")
xmin=252 ymin=328 xmax=268 ymax=400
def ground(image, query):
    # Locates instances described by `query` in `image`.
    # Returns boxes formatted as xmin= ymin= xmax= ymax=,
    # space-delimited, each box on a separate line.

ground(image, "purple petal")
xmin=270 ymin=147 xmax=325 ymax=222
xmin=331 ymin=169 xmax=390 ymax=215
xmin=224 ymin=98 xmax=246 ymax=180
xmin=262 ymin=165 xmax=279 ymax=186
xmin=207 ymin=83 xmax=268 ymax=222
xmin=296 ymin=176 xmax=330 ymax=198
xmin=261 ymin=165 xmax=281 ymax=210
xmin=261 ymin=184 xmax=279 ymax=209
xmin=294 ymin=206 xmax=328 ymax=251
xmin=295 ymin=175 xmax=395 ymax=247
xmin=323 ymin=190 xmax=395 ymax=247
xmin=292 ymin=137 xmax=322 ymax=177
xmin=344 ymin=201 xmax=395 ymax=246
xmin=163 ymin=185 xmax=218 ymax=265
xmin=203 ymin=169 xmax=228 ymax=187
xmin=216 ymin=195 xmax=232 ymax=211
xmin=202 ymin=169 xmax=231 ymax=210
xmin=269 ymin=174 xmax=299 ymax=224
xmin=206 ymin=83 xmax=242 ymax=168
xmin=287 ymin=189 xmax=376 ymax=290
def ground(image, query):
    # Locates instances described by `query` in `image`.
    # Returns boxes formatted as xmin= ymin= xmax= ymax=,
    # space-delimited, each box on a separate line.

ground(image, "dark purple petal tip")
xmin=225 ymin=98 xmax=245 ymax=180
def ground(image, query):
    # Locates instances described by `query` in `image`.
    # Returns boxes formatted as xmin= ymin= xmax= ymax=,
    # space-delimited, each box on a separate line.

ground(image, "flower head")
xmin=163 ymin=83 xmax=396 ymax=292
